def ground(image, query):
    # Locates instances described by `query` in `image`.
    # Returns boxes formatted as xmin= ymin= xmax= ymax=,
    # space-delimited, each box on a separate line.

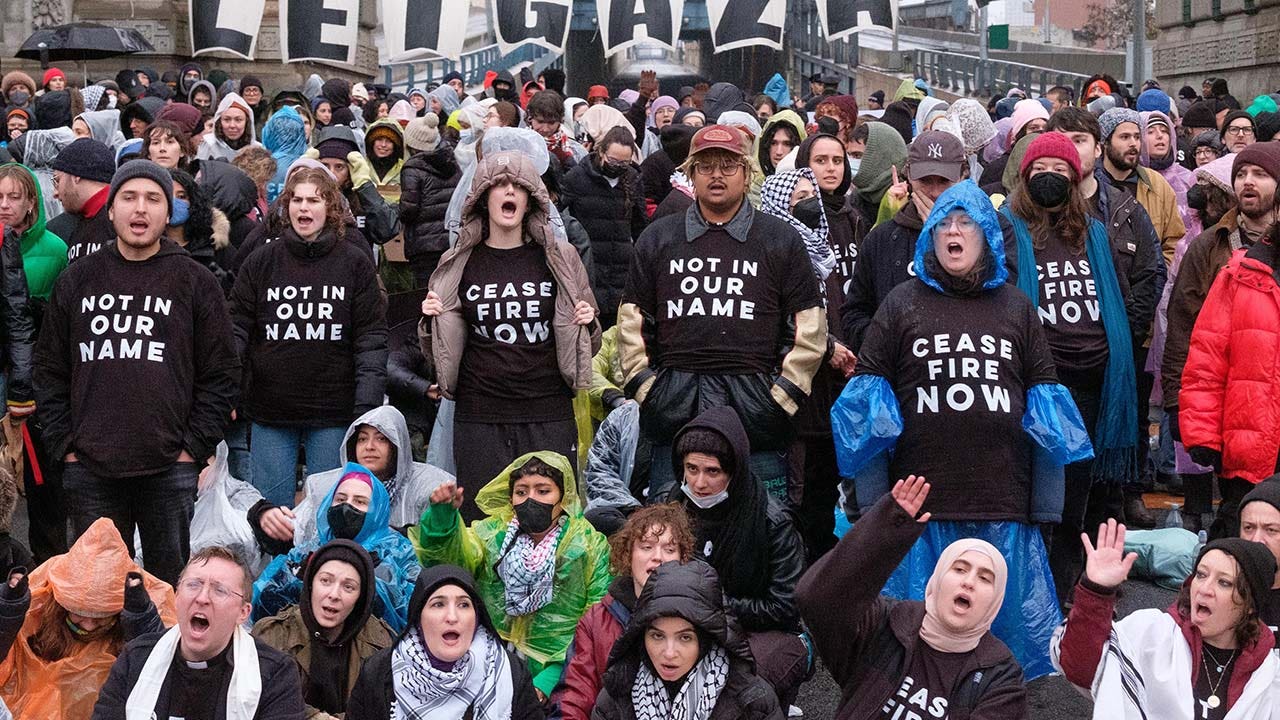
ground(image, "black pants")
xmin=1127 ymin=348 xmax=1155 ymax=495
xmin=23 ymin=422 xmax=67 ymax=563
xmin=1209 ymin=476 xmax=1254 ymax=540
xmin=1048 ymin=377 xmax=1124 ymax=603
xmin=788 ymin=436 xmax=840 ymax=563
xmin=63 ymin=461 xmax=199 ymax=585
xmin=1183 ymin=472 xmax=1216 ymax=516
xmin=452 ymin=418 xmax=577 ymax=523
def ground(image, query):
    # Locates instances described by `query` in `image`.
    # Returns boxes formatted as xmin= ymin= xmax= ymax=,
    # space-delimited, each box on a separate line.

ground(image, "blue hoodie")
xmin=913 ymin=180 xmax=1008 ymax=294
xmin=251 ymin=462 xmax=422 ymax=631
xmin=261 ymin=105 xmax=308 ymax=203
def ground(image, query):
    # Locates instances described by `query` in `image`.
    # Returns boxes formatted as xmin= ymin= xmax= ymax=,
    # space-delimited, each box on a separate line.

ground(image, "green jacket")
xmin=2 ymin=164 xmax=66 ymax=302
xmin=410 ymin=451 xmax=612 ymax=697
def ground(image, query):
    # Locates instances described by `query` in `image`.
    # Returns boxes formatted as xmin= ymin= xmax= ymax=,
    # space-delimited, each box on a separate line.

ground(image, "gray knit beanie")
xmin=1098 ymin=108 xmax=1142 ymax=141
xmin=108 ymin=159 xmax=173 ymax=217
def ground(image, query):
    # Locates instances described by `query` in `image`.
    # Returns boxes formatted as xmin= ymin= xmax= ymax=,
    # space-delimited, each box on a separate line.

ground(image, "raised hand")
xmin=1082 ymin=519 xmax=1137 ymax=588
xmin=638 ymin=70 xmax=658 ymax=100
xmin=884 ymin=165 xmax=908 ymax=204
xmin=891 ymin=475 xmax=931 ymax=523
xmin=430 ymin=481 xmax=465 ymax=509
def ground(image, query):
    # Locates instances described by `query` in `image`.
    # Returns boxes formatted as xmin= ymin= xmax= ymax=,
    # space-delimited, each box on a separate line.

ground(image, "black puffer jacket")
xmin=592 ymin=560 xmax=784 ymax=720
xmin=667 ymin=407 xmax=806 ymax=633
xmin=398 ymin=144 xmax=460 ymax=263
xmin=0 ymin=227 xmax=34 ymax=408
xmin=199 ymin=160 xmax=261 ymax=271
xmin=562 ymin=156 xmax=646 ymax=326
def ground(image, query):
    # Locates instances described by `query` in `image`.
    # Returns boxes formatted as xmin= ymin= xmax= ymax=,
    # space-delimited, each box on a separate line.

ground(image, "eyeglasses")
xmin=691 ymin=160 xmax=745 ymax=177
xmin=1224 ymin=126 xmax=1255 ymax=137
xmin=935 ymin=215 xmax=978 ymax=233
xmin=1194 ymin=148 xmax=1220 ymax=158
xmin=178 ymin=578 xmax=245 ymax=603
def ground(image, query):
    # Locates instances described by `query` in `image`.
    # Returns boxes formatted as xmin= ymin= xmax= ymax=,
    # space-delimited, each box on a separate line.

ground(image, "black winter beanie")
xmin=1241 ymin=479 xmax=1280 ymax=521
xmin=52 ymin=138 xmax=116 ymax=184
xmin=108 ymin=159 xmax=174 ymax=216
xmin=1196 ymin=538 xmax=1277 ymax=609
xmin=1182 ymin=100 xmax=1218 ymax=130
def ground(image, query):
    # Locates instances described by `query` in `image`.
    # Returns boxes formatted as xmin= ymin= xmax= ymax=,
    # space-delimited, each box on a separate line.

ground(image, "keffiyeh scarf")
xmin=631 ymin=645 xmax=730 ymax=720
xmin=391 ymin=625 xmax=513 ymax=720
xmin=495 ymin=515 xmax=565 ymax=616
xmin=759 ymin=168 xmax=837 ymax=287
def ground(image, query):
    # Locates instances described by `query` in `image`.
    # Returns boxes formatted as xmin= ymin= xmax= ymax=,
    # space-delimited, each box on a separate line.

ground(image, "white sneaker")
xmin=788 ymin=705 xmax=804 ymax=718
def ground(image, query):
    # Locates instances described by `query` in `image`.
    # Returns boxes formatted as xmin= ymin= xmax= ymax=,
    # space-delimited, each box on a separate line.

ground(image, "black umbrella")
xmin=17 ymin=22 xmax=154 ymax=62
xmin=17 ymin=22 xmax=155 ymax=87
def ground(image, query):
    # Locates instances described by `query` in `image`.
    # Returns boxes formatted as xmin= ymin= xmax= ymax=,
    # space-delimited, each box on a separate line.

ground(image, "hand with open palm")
xmin=891 ymin=475 xmax=931 ymax=523
xmin=1082 ymin=519 xmax=1138 ymax=588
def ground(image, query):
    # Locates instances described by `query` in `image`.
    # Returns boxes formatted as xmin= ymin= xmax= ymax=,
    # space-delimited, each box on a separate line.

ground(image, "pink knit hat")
xmin=1008 ymin=98 xmax=1050 ymax=142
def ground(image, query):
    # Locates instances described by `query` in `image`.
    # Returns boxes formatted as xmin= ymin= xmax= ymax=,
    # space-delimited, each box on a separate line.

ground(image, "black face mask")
xmin=1186 ymin=184 xmax=1208 ymax=211
xmin=599 ymin=160 xmax=628 ymax=179
xmin=1026 ymin=172 xmax=1072 ymax=208
xmin=327 ymin=502 xmax=367 ymax=540
xmin=514 ymin=497 xmax=556 ymax=534
xmin=791 ymin=196 xmax=825 ymax=230
xmin=493 ymin=85 xmax=516 ymax=102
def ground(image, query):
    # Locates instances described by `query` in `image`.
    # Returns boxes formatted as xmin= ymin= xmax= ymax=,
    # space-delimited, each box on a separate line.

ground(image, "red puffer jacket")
xmin=553 ymin=578 xmax=635 ymax=720
xmin=1180 ymin=244 xmax=1280 ymax=483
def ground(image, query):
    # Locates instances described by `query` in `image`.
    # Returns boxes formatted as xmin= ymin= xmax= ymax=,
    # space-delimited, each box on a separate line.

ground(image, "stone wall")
xmin=1154 ymin=0 xmax=1280 ymax=101
xmin=1 ymin=0 xmax=380 ymax=93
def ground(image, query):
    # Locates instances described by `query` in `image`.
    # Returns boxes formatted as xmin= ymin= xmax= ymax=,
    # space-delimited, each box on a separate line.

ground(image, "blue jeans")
xmin=224 ymin=417 xmax=253 ymax=483
xmin=250 ymin=423 xmax=346 ymax=508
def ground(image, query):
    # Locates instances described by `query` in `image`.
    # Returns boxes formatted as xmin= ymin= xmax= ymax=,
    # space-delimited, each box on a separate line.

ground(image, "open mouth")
xmin=954 ymin=594 xmax=972 ymax=611
xmin=499 ymin=200 xmax=518 ymax=218
xmin=1194 ymin=602 xmax=1212 ymax=621
xmin=441 ymin=630 xmax=461 ymax=644
xmin=190 ymin=613 xmax=210 ymax=632
xmin=946 ymin=241 xmax=965 ymax=258
xmin=319 ymin=604 xmax=342 ymax=619
xmin=129 ymin=219 xmax=150 ymax=235
xmin=295 ymin=215 xmax=314 ymax=228
xmin=659 ymin=663 xmax=684 ymax=677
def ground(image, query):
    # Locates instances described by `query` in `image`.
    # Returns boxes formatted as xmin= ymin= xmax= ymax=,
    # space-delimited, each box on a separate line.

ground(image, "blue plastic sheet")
xmin=1023 ymin=383 xmax=1094 ymax=465
xmin=865 ymin=519 xmax=1062 ymax=681
xmin=831 ymin=375 xmax=903 ymax=477
xmin=1124 ymin=528 xmax=1198 ymax=591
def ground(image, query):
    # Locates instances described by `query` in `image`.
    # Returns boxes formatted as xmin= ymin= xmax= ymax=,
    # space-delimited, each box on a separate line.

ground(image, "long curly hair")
xmin=279 ymin=167 xmax=346 ymax=237
xmin=608 ymin=503 xmax=696 ymax=576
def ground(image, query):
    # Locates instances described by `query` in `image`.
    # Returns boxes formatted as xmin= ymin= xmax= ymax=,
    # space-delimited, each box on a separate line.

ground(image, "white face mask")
xmin=682 ymin=483 xmax=728 ymax=509
xmin=847 ymin=156 xmax=861 ymax=175
xmin=107 ymin=94 xmax=118 ymax=109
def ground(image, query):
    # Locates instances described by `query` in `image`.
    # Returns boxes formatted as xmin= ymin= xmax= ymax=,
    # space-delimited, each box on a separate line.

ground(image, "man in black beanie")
xmin=34 ymin=159 xmax=240 ymax=584
xmin=48 ymin=138 xmax=117 ymax=262
xmin=1239 ymin=478 xmax=1280 ymax=638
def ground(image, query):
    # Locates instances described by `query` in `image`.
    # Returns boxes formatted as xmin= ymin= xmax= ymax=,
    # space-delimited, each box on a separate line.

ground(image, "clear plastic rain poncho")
xmin=444 ymin=126 xmax=566 ymax=246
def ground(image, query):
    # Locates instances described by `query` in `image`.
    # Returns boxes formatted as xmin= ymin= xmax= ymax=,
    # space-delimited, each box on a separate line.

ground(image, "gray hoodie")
xmin=197 ymin=92 xmax=261 ymax=162
xmin=291 ymin=406 xmax=454 ymax=541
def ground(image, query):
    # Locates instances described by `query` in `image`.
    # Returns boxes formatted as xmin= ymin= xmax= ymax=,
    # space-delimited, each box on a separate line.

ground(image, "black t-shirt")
xmin=1192 ymin=642 xmax=1236 ymax=720
xmin=856 ymin=282 xmax=1058 ymax=521
xmin=1034 ymin=234 xmax=1109 ymax=375
xmin=624 ymin=216 xmax=823 ymax=375
xmin=1261 ymin=586 xmax=1280 ymax=646
xmin=455 ymin=242 xmax=572 ymax=422
xmin=880 ymin=643 xmax=965 ymax=719
xmin=158 ymin=646 xmax=232 ymax=720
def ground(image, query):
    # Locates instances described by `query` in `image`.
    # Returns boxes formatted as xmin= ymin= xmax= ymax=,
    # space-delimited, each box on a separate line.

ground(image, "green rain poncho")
xmin=410 ymin=451 xmax=611 ymax=696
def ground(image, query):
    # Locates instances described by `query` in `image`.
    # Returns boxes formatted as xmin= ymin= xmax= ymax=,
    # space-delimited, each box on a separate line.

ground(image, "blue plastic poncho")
xmin=262 ymin=105 xmax=308 ymax=203
xmin=251 ymin=462 xmax=421 ymax=631
xmin=762 ymin=73 xmax=791 ymax=109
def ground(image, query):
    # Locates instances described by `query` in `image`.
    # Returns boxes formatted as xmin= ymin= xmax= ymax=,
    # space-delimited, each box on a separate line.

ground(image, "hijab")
xmin=760 ymin=168 xmax=836 ymax=285
xmin=919 ymin=538 xmax=1008 ymax=653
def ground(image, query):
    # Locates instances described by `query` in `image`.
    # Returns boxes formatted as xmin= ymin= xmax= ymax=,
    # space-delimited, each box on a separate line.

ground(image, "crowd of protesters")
xmin=0 ymin=57 xmax=1276 ymax=720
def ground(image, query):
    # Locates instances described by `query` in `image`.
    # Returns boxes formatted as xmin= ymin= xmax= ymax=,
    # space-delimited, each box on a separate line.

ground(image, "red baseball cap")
xmin=688 ymin=125 xmax=748 ymax=158
xmin=587 ymin=84 xmax=609 ymax=101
